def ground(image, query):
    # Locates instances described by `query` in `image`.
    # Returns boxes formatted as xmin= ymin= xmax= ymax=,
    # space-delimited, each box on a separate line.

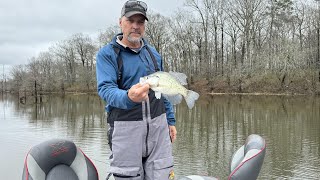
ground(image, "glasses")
xmin=125 ymin=0 xmax=147 ymax=11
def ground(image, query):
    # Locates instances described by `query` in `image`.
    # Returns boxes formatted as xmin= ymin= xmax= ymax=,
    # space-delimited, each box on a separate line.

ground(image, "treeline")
xmin=5 ymin=0 xmax=320 ymax=95
xmin=9 ymin=33 xmax=98 ymax=94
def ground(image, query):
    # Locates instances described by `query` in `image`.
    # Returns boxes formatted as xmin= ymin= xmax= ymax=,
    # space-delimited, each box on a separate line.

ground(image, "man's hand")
xmin=169 ymin=126 xmax=177 ymax=143
xmin=128 ymin=83 xmax=150 ymax=102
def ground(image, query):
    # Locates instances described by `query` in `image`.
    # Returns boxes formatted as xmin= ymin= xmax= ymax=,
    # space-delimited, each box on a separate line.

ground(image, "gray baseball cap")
xmin=121 ymin=0 xmax=148 ymax=21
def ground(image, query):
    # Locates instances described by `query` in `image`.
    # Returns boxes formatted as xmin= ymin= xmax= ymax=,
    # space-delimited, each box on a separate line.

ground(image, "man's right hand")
xmin=128 ymin=83 xmax=150 ymax=102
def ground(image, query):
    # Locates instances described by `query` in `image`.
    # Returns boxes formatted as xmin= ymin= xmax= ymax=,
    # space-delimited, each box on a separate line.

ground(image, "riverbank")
xmin=4 ymin=76 xmax=320 ymax=98
xmin=189 ymin=78 xmax=320 ymax=96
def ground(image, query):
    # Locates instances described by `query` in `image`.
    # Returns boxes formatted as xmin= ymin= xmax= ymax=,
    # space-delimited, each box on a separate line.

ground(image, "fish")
xmin=140 ymin=71 xmax=200 ymax=109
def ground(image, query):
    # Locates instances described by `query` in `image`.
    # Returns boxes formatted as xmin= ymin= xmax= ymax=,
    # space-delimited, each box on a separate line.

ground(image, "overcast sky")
xmin=0 ymin=0 xmax=184 ymax=74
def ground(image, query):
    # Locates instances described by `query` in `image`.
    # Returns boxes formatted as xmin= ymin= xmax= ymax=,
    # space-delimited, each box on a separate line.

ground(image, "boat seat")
xmin=178 ymin=134 xmax=266 ymax=180
xmin=228 ymin=134 xmax=266 ymax=180
xmin=22 ymin=139 xmax=99 ymax=180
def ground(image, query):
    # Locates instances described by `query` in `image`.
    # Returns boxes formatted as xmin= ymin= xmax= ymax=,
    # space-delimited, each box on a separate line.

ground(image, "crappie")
xmin=140 ymin=71 xmax=200 ymax=109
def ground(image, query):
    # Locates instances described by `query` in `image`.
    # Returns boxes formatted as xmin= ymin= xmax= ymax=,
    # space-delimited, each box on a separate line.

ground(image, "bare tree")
xmin=145 ymin=12 xmax=171 ymax=57
xmin=185 ymin=0 xmax=211 ymax=76
xmin=53 ymin=40 xmax=77 ymax=86
xmin=6 ymin=0 xmax=320 ymax=94
xmin=69 ymin=33 xmax=97 ymax=90
xmin=10 ymin=65 xmax=28 ymax=94
xmin=97 ymin=25 xmax=120 ymax=47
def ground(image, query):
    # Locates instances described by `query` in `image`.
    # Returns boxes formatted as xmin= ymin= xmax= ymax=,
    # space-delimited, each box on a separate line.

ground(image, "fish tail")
xmin=185 ymin=90 xmax=200 ymax=109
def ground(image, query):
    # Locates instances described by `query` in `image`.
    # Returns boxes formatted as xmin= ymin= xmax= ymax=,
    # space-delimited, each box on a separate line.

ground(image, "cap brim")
xmin=124 ymin=11 xmax=148 ymax=21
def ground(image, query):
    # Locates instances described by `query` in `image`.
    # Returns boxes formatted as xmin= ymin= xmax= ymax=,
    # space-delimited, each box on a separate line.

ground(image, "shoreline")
xmin=206 ymin=92 xmax=309 ymax=96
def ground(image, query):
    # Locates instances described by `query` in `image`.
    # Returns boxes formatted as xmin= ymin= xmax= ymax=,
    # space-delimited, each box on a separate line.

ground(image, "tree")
xmin=10 ymin=65 xmax=27 ymax=94
xmin=97 ymin=25 xmax=120 ymax=47
xmin=53 ymin=40 xmax=77 ymax=86
xmin=145 ymin=12 xmax=170 ymax=57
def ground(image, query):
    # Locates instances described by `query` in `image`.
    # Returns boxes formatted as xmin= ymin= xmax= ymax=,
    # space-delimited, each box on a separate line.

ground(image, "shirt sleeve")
xmin=96 ymin=47 xmax=137 ymax=110
xmin=164 ymin=98 xmax=176 ymax=126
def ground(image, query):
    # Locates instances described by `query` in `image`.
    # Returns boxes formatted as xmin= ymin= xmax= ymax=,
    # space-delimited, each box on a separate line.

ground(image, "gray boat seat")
xmin=178 ymin=134 xmax=266 ymax=180
xmin=22 ymin=139 xmax=99 ymax=180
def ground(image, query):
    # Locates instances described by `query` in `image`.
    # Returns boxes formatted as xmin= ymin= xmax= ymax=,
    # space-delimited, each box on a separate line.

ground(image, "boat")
xmin=22 ymin=134 xmax=266 ymax=180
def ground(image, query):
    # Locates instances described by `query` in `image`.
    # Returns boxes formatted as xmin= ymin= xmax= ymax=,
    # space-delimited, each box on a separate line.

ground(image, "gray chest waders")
xmin=106 ymin=45 xmax=174 ymax=180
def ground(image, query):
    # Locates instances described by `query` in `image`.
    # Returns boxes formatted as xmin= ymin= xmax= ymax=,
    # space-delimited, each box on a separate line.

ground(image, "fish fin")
xmin=169 ymin=71 xmax=188 ymax=85
xmin=163 ymin=94 xmax=183 ymax=105
xmin=185 ymin=90 xmax=200 ymax=109
xmin=155 ymin=91 xmax=162 ymax=99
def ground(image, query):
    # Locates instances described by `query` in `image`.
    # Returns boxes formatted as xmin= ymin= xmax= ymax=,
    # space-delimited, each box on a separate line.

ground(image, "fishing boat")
xmin=22 ymin=134 xmax=266 ymax=180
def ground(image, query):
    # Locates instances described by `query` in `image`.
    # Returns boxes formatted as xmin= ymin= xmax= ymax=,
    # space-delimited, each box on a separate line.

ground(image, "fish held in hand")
xmin=140 ymin=71 xmax=200 ymax=109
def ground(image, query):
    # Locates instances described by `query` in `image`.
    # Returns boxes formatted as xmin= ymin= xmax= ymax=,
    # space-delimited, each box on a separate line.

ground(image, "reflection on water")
xmin=174 ymin=95 xmax=320 ymax=179
xmin=0 ymin=94 xmax=110 ymax=180
xmin=0 ymin=93 xmax=319 ymax=179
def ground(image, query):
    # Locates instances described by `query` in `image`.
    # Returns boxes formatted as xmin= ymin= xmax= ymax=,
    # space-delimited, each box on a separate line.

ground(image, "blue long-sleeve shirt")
xmin=96 ymin=34 xmax=176 ymax=126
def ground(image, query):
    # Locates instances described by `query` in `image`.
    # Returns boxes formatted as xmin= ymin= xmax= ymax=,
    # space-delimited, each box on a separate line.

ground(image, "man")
xmin=96 ymin=1 xmax=176 ymax=179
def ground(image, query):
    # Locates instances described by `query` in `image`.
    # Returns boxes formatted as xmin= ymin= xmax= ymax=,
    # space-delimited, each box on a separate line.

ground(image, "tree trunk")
xmin=221 ymin=26 xmax=224 ymax=76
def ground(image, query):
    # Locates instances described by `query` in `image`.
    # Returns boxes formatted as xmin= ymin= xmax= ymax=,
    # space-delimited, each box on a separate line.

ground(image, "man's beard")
xmin=127 ymin=33 xmax=142 ymax=44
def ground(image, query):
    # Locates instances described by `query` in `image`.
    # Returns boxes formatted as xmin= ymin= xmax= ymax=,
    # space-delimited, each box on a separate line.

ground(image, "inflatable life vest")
xmin=22 ymin=139 xmax=99 ymax=180
xmin=178 ymin=134 xmax=266 ymax=180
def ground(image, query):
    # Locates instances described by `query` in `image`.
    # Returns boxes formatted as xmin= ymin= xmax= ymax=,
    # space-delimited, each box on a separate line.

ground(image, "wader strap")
xmin=142 ymin=100 xmax=146 ymax=121
xmin=142 ymin=96 xmax=151 ymax=156
xmin=106 ymin=173 xmax=112 ymax=180
xmin=112 ymin=45 xmax=123 ymax=88
xmin=145 ymin=45 xmax=160 ymax=71
xmin=112 ymin=45 xmax=159 ymax=88
xmin=142 ymin=97 xmax=151 ymax=122
xmin=146 ymin=97 xmax=151 ymax=121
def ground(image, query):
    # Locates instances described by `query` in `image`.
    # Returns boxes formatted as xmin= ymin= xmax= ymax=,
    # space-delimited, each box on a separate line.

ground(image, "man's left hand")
xmin=169 ymin=126 xmax=177 ymax=143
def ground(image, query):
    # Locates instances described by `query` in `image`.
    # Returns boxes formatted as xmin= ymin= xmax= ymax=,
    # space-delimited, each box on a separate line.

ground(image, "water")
xmin=0 ymin=93 xmax=319 ymax=179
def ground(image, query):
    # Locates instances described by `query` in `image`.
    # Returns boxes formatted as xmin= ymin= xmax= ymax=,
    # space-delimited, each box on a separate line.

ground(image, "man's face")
xmin=120 ymin=14 xmax=146 ymax=45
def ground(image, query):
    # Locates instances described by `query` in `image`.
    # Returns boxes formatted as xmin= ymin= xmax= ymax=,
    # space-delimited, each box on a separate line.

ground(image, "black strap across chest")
xmin=112 ymin=45 xmax=160 ymax=87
